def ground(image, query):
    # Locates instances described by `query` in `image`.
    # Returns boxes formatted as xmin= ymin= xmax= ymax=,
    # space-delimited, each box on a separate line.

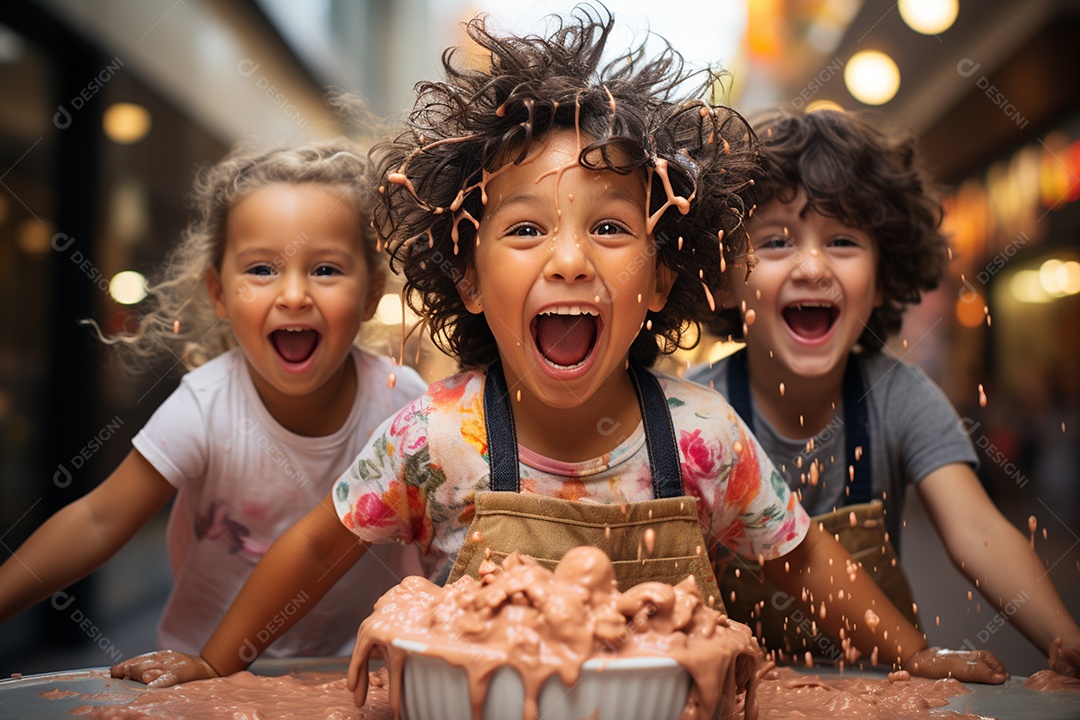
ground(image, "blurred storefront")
xmin=917 ymin=3 xmax=1080 ymax=535
xmin=0 ymin=0 xmax=347 ymax=671
xmin=0 ymin=0 xmax=472 ymax=673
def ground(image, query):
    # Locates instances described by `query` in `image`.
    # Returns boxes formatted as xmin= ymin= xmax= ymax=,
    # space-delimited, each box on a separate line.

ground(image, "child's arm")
xmin=763 ymin=521 xmax=1008 ymax=683
xmin=112 ymin=491 xmax=367 ymax=686
xmin=0 ymin=450 xmax=175 ymax=622
xmin=918 ymin=462 xmax=1080 ymax=677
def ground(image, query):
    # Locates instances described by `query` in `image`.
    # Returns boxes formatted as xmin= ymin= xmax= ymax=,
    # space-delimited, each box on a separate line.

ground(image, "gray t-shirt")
xmin=687 ymin=352 xmax=978 ymax=548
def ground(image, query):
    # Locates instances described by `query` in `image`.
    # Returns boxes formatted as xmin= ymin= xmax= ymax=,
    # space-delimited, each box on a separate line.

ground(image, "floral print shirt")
xmin=333 ymin=369 xmax=810 ymax=585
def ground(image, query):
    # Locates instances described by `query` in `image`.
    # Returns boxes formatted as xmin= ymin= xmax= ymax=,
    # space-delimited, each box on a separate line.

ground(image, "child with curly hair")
xmin=0 ymin=139 xmax=427 ymax=659
xmin=689 ymin=108 xmax=1080 ymax=677
xmin=113 ymin=8 xmax=1005 ymax=690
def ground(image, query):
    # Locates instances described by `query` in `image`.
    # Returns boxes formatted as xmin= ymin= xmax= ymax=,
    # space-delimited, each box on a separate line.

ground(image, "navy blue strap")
xmin=483 ymin=363 xmax=683 ymax=497
xmin=726 ymin=349 xmax=754 ymax=432
xmin=725 ymin=350 xmax=871 ymax=505
xmin=841 ymin=355 xmax=872 ymax=504
xmin=628 ymin=363 xmax=684 ymax=499
xmin=484 ymin=363 xmax=520 ymax=492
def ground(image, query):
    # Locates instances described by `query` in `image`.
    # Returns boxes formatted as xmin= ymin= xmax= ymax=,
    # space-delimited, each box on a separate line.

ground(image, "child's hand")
xmin=903 ymin=646 xmax=1008 ymax=684
xmin=110 ymin=650 xmax=218 ymax=688
xmin=1050 ymin=637 xmax=1080 ymax=678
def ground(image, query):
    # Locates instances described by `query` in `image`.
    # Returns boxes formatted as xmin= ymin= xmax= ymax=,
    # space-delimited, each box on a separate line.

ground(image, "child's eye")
xmin=828 ymin=236 xmax=862 ymax=249
xmin=593 ymin=221 xmax=628 ymax=236
xmin=508 ymin=223 xmax=543 ymax=238
xmin=313 ymin=265 xmax=342 ymax=277
xmin=757 ymin=235 xmax=792 ymax=251
xmin=245 ymin=264 xmax=276 ymax=277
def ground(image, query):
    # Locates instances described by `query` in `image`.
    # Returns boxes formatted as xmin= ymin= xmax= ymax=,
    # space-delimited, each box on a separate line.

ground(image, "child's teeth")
xmin=543 ymin=306 xmax=596 ymax=316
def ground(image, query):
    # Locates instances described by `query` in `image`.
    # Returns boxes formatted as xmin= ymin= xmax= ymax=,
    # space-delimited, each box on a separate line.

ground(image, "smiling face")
xmin=207 ymin=183 xmax=381 ymax=418
xmin=735 ymin=188 xmax=882 ymax=383
xmin=461 ymin=130 xmax=671 ymax=416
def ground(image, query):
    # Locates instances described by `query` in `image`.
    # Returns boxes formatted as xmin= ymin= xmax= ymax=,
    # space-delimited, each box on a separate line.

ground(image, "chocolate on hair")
xmin=371 ymin=4 xmax=757 ymax=369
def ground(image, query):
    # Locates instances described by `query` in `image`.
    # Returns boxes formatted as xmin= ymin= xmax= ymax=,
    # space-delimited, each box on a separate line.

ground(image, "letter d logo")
xmin=770 ymin=591 xmax=796 ymax=611
xmin=956 ymin=59 xmax=981 ymax=78
xmin=54 ymin=463 xmax=72 ymax=488
xmin=239 ymin=639 xmax=259 ymax=663
xmin=52 ymin=591 xmax=75 ymax=611
xmin=957 ymin=417 xmax=981 ymax=437
xmin=52 ymin=233 xmax=75 ymax=253
xmin=53 ymin=105 xmax=72 ymax=129
xmin=958 ymin=277 xmax=980 ymax=304
xmin=237 ymin=59 xmax=261 ymax=78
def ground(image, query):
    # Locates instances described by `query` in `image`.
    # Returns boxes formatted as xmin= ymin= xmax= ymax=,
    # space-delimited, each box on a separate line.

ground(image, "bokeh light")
xmin=109 ymin=270 xmax=148 ymax=305
xmin=103 ymin=103 xmax=152 ymax=144
xmin=898 ymin=0 xmax=959 ymax=35
xmin=844 ymin=50 xmax=900 ymax=105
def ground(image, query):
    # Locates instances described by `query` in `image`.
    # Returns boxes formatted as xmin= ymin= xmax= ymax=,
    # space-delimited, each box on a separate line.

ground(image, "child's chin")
xmin=782 ymin=351 xmax=841 ymax=379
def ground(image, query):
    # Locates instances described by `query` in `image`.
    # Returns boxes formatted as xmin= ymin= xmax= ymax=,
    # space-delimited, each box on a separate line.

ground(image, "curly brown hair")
xmin=711 ymin=108 xmax=948 ymax=351
xmin=370 ymin=4 xmax=758 ymax=370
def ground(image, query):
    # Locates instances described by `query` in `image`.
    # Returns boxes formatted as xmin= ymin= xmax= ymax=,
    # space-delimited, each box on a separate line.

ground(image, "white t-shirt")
xmin=133 ymin=346 xmax=427 ymax=657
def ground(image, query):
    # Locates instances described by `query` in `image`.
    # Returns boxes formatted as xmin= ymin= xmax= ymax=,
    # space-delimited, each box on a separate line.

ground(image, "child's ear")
xmin=362 ymin=272 xmax=387 ymax=322
xmin=647 ymin=263 xmax=677 ymax=313
xmin=205 ymin=267 xmax=228 ymax=319
xmin=458 ymin=263 xmax=484 ymax=314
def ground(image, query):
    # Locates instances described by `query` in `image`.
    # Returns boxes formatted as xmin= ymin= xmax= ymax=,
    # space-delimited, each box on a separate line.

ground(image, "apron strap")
xmin=484 ymin=362 xmax=521 ymax=492
xmin=725 ymin=348 xmax=754 ymax=431
xmin=841 ymin=354 xmax=872 ymax=504
xmin=483 ymin=362 xmax=683 ymax=497
xmin=628 ymin=362 xmax=684 ymax=499
xmin=726 ymin=349 xmax=872 ymax=505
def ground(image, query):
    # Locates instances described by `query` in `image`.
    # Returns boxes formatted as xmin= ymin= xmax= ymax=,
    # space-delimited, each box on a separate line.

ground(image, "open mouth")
xmin=532 ymin=306 xmax=600 ymax=369
xmin=270 ymin=328 xmax=320 ymax=364
xmin=782 ymin=303 xmax=839 ymax=340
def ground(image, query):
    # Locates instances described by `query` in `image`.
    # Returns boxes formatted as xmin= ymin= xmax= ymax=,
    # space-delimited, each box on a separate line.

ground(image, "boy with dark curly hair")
xmin=690 ymin=108 xmax=1080 ymax=677
xmin=113 ymin=10 xmax=1007 ymax=691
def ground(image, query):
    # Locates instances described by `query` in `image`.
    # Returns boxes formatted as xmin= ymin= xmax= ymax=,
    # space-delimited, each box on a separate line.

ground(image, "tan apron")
xmin=722 ymin=350 xmax=919 ymax=655
xmin=447 ymin=362 xmax=724 ymax=610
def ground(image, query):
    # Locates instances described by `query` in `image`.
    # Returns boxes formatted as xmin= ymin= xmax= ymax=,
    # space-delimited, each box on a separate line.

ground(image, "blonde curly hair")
xmin=98 ymin=137 xmax=383 ymax=374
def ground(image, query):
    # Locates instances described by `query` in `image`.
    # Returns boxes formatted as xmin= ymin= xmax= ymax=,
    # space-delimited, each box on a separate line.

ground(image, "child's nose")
xmin=792 ymin=246 xmax=831 ymax=284
xmin=276 ymin=271 xmax=312 ymax=309
xmin=544 ymin=230 xmax=594 ymax=282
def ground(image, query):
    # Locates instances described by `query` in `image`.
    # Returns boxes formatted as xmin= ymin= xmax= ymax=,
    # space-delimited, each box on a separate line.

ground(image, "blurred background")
xmin=0 ymin=0 xmax=1077 ymax=677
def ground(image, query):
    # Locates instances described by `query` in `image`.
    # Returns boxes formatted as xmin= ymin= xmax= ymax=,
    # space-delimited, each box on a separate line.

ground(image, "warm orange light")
xmin=103 ymin=103 xmax=151 ymax=144
xmin=955 ymin=293 xmax=986 ymax=328
xmin=805 ymin=100 xmax=845 ymax=114
xmin=747 ymin=0 xmax=783 ymax=61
